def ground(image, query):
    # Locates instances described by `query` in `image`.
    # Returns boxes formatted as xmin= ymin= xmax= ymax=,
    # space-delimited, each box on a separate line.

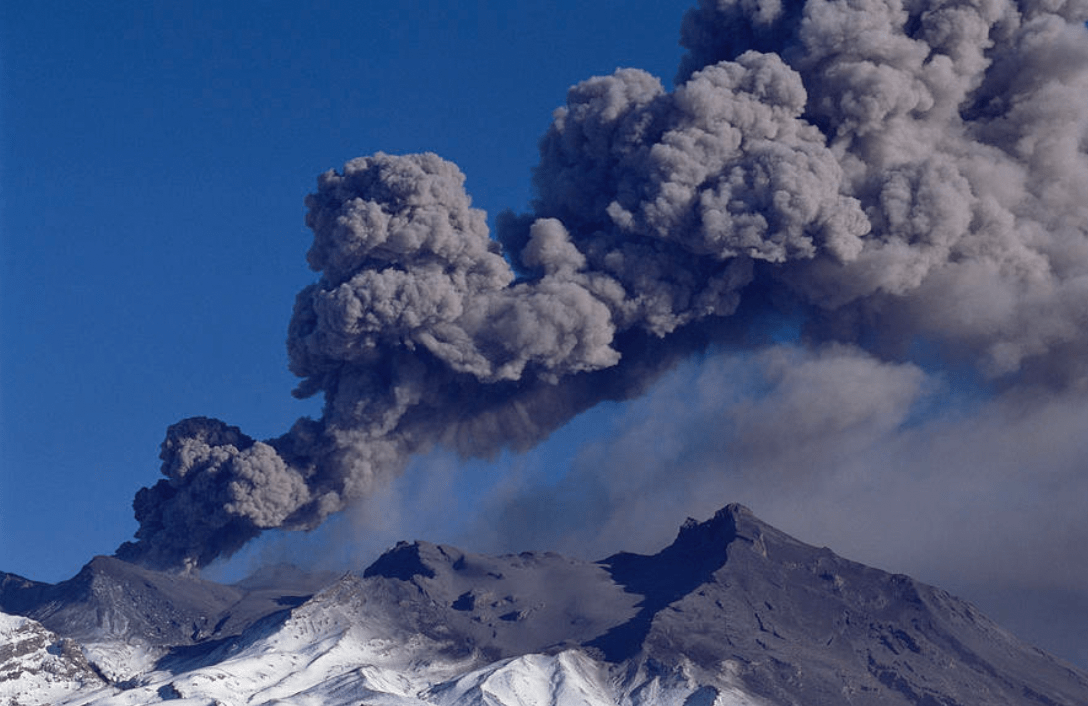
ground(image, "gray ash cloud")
xmin=118 ymin=0 xmax=1088 ymax=572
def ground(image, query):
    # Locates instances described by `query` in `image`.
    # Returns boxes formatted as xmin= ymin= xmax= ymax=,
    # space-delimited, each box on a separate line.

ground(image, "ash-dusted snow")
xmin=3 ymin=506 xmax=1087 ymax=706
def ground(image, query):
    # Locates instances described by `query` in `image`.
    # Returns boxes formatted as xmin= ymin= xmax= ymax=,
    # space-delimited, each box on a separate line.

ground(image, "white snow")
xmin=0 ymin=612 xmax=105 ymax=706
xmin=2 ymin=593 xmax=768 ymax=706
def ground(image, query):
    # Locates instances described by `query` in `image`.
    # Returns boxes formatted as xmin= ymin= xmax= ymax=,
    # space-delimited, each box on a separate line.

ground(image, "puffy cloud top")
xmin=119 ymin=0 xmax=1088 ymax=571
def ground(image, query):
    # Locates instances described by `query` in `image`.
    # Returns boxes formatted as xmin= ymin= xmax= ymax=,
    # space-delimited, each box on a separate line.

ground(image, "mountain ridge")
xmin=1 ymin=504 xmax=1086 ymax=705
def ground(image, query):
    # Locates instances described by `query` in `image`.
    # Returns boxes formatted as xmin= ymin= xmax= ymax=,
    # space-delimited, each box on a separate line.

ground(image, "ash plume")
xmin=118 ymin=0 xmax=1088 ymax=572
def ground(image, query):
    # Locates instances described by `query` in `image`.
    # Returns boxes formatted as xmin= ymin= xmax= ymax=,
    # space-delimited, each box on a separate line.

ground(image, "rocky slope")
xmin=0 ymin=612 xmax=105 ymax=706
xmin=1 ymin=505 xmax=1085 ymax=705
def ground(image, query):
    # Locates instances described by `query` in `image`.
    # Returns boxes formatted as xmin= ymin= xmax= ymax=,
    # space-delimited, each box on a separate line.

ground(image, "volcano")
xmin=2 ymin=504 xmax=1085 ymax=705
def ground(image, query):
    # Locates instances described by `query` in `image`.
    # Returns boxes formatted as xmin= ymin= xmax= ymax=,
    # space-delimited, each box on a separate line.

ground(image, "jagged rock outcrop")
xmin=0 ymin=612 xmax=105 ymax=706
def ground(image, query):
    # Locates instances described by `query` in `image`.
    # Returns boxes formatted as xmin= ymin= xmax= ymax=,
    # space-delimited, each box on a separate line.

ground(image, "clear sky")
xmin=3 ymin=0 xmax=1087 ymax=670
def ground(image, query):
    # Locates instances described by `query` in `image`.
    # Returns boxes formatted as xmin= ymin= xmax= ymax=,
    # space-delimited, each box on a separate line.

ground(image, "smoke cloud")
xmin=118 ymin=0 xmax=1088 ymax=573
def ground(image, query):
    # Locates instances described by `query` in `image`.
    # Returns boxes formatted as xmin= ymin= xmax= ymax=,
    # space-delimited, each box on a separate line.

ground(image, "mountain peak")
xmin=673 ymin=503 xmax=746 ymax=550
xmin=362 ymin=541 xmax=458 ymax=581
xmin=3 ymin=503 xmax=1088 ymax=704
xmin=24 ymin=556 xmax=244 ymax=648
xmin=346 ymin=504 xmax=1088 ymax=703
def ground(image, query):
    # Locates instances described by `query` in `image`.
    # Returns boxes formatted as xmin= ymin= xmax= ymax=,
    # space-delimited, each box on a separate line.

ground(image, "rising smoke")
xmin=117 ymin=0 xmax=1088 ymax=572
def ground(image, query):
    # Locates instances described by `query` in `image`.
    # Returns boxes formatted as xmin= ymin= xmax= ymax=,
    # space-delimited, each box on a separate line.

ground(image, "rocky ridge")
xmin=0 ymin=505 xmax=1085 ymax=705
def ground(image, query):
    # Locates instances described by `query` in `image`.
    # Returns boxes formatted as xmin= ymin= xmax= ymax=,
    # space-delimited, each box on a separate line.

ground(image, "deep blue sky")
xmin=0 ymin=0 xmax=694 ymax=583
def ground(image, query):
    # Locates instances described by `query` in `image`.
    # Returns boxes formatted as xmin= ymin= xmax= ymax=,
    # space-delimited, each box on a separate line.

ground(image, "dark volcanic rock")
xmin=359 ymin=541 xmax=642 ymax=660
xmin=0 ymin=572 xmax=50 ymax=617
xmin=0 ymin=557 xmax=331 ymax=650
xmin=587 ymin=507 xmax=736 ymax=662
xmin=349 ymin=504 xmax=1088 ymax=705
xmin=595 ymin=504 xmax=1088 ymax=706
xmin=19 ymin=556 xmax=244 ymax=647
xmin=363 ymin=541 xmax=440 ymax=581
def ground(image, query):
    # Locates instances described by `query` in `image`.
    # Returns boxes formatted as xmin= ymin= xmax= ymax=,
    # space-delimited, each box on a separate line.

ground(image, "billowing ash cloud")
xmin=118 ymin=0 xmax=1088 ymax=572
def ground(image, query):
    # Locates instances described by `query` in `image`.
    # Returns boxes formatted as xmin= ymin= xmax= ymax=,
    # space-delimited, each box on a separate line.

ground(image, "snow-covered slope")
xmin=55 ymin=576 xmax=762 ymax=706
xmin=2 ymin=505 xmax=1087 ymax=706
xmin=0 ymin=612 xmax=105 ymax=706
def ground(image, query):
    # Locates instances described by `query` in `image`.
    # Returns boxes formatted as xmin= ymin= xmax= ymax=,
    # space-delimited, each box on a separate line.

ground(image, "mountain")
xmin=1 ymin=504 xmax=1086 ymax=705
xmin=0 ymin=556 xmax=335 ymax=684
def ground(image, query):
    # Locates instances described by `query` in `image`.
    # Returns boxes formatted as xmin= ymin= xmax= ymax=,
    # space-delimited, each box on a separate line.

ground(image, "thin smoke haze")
xmin=117 ymin=0 xmax=1088 ymax=611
